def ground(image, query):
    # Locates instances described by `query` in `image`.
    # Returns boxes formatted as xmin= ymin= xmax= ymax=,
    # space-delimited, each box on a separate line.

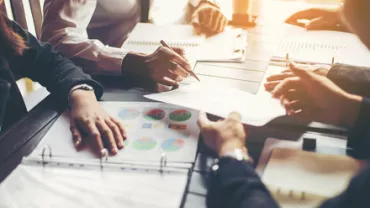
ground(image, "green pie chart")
xmin=169 ymin=110 xmax=192 ymax=122
xmin=132 ymin=137 xmax=157 ymax=150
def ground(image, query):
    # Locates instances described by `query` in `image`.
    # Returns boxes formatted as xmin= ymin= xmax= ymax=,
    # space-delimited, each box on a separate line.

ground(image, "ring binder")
xmin=160 ymin=152 xmax=167 ymax=173
xmin=41 ymin=145 xmax=52 ymax=166
xmin=100 ymin=149 xmax=108 ymax=170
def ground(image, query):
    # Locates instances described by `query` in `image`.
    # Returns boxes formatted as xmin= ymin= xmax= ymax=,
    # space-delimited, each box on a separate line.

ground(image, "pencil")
xmin=160 ymin=40 xmax=200 ymax=82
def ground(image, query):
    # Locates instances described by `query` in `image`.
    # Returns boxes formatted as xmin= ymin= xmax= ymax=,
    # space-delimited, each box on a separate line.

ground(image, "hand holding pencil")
xmin=160 ymin=40 xmax=200 ymax=82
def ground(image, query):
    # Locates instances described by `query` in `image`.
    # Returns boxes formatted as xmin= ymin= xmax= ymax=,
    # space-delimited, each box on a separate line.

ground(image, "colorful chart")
xmin=145 ymin=109 xmax=166 ymax=121
xmin=132 ymin=137 xmax=157 ymax=150
xmin=118 ymin=108 xmax=140 ymax=120
xmin=169 ymin=110 xmax=192 ymax=122
xmin=161 ymin=138 xmax=185 ymax=152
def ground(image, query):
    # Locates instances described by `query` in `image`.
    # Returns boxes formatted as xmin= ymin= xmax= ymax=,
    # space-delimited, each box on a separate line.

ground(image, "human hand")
xmin=123 ymin=47 xmax=191 ymax=87
xmin=285 ymin=8 xmax=348 ymax=32
xmin=271 ymin=63 xmax=362 ymax=126
xmin=197 ymin=112 xmax=247 ymax=156
xmin=69 ymin=90 xmax=126 ymax=157
xmin=192 ymin=1 xmax=228 ymax=36
xmin=264 ymin=65 xmax=330 ymax=92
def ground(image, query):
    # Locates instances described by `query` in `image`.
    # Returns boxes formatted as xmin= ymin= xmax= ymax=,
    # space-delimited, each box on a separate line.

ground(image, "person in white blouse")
xmin=41 ymin=0 xmax=227 ymax=87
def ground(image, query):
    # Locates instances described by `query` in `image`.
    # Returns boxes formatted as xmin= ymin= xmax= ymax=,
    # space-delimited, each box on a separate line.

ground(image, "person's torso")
xmin=87 ymin=0 xmax=141 ymax=47
xmin=0 ymin=57 xmax=27 ymax=132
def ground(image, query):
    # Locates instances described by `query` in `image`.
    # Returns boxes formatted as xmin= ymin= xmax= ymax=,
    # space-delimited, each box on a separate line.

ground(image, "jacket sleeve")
xmin=346 ymin=97 xmax=370 ymax=159
xmin=207 ymin=158 xmax=279 ymax=208
xmin=7 ymin=20 xmax=103 ymax=106
xmin=40 ymin=0 xmax=127 ymax=75
xmin=328 ymin=64 xmax=370 ymax=98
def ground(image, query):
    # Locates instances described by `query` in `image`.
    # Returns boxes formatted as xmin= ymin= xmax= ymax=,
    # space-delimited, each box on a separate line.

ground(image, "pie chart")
xmin=118 ymin=108 xmax=140 ymax=120
xmin=169 ymin=110 xmax=192 ymax=122
xmin=161 ymin=138 xmax=185 ymax=152
xmin=145 ymin=109 xmax=166 ymax=121
xmin=132 ymin=137 xmax=157 ymax=150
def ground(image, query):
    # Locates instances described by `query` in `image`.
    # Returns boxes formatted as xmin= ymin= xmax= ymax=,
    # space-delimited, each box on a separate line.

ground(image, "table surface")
xmin=0 ymin=0 xmax=347 ymax=207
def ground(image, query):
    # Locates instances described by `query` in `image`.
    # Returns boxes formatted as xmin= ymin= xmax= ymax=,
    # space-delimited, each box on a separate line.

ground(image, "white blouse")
xmin=41 ymin=0 xmax=201 ymax=75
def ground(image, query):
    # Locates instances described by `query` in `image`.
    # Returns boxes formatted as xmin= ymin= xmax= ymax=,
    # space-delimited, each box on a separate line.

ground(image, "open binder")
xmin=0 ymin=146 xmax=189 ymax=208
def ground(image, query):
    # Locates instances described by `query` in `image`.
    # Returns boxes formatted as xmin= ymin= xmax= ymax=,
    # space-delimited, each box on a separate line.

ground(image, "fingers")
xmin=160 ymin=47 xmax=192 ymax=73
xmin=285 ymin=8 xmax=324 ymax=24
xmin=157 ymin=76 xmax=179 ymax=87
xmin=264 ymin=80 xmax=282 ymax=92
xmin=172 ymin=47 xmax=186 ymax=58
xmin=266 ymin=72 xmax=295 ymax=82
xmin=168 ymin=61 xmax=189 ymax=78
xmin=197 ymin=112 xmax=210 ymax=128
xmin=166 ymin=68 xmax=184 ymax=82
xmin=70 ymin=121 xmax=83 ymax=149
xmin=96 ymin=121 xmax=118 ymax=155
xmin=306 ymin=17 xmax=333 ymax=30
xmin=106 ymin=119 xmax=124 ymax=150
xmin=196 ymin=6 xmax=227 ymax=34
xmin=289 ymin=63 xmax=315 ymax=81
xmin=228 ymin=111 xmax=242 ymax=122
xmin=271 ymin=77 xmax=302 ymax=99
xmin=82 ymin=121 xmax=105 ymax=157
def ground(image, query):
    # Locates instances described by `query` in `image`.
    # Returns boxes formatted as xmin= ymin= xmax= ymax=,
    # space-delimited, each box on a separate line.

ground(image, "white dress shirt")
xmin=41 ymin=0 xmax=202 ymax=75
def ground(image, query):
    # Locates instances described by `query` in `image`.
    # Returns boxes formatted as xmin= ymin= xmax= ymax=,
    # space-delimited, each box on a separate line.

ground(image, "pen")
xmin=160 ymin=40 xmax=200 ymax=82
xmin=332 ymin=57 xmax=335 ymax=65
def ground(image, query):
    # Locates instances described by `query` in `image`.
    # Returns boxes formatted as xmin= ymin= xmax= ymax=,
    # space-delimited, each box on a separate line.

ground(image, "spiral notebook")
xmin=0 ymin=151 xmax=189 ymax=208
xmin=122 ymin=23 xmax=247 ymax=62
xmin=261 ymin=148 xmax=362 ymax=208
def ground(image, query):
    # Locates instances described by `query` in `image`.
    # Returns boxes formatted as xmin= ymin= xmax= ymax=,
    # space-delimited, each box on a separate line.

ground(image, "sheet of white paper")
xmin=275 ymin=30 xmax=370 ymax=67
xmin=32 ymin=102 xmax=199 ymax=164
xmin=145 ymin=83 xmax=285 ymax=126
xmin=0 ymin=164 xmax=187 ymax=208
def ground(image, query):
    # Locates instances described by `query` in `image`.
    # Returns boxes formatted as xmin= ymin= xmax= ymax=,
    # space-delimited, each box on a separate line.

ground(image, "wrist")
xmin=69 ymin=90 xmax=96 ymax=106
xmin=218 ymin=139 xmax=246 ymax=156
xmin=340 ymin=93 xmax=362 ymax=127
xmin=121 ymin=52 xmax=148 ymax=76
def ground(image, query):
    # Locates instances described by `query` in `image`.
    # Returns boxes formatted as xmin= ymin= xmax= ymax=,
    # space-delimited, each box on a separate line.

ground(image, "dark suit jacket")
xmin=0 ymin=19 xmax=103 ymax=131
xmin=207 ymin=98 xmax=370 ymax=208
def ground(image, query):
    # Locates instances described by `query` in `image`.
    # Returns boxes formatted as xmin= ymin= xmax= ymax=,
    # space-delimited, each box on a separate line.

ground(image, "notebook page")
xmin=262 ymin=148 xmax=361 ymax=200
xmin=274 ymin=31 xmax=370 ymax=67
xmin=122 ymin=23 xmax=204 ymax=58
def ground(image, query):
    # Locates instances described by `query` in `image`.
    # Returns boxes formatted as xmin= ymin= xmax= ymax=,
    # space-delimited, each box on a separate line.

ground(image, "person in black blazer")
xmin=0 ymin=4 xmax=126 ymax=157
xmin=198 ymin=65 xmax=370 ymax=208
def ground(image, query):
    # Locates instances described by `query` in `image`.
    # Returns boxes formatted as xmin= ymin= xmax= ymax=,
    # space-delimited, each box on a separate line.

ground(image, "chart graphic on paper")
xmin=169 ymin=110 xmax=192 ymax=122
xmin=118 ymin=108 xmax=140 ymax=120
xmin=34 ymin=102 xmax=200 ymax=164
xmin=161 ymin=138 xmax=185 ymax=152
xmin=145 ymin=109 xmax=166 ymax=121
xmin=133 ymin=137 xmax=157 ymax=150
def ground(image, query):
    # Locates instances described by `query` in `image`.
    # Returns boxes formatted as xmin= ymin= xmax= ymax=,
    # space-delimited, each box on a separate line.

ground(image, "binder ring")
xmin=41 ymin=145 xmax=52 ymax=166
xmin=160 ymin=152 xmax=167 ymax=172
xmin=100 ymin=148 xmax=108 ymax=170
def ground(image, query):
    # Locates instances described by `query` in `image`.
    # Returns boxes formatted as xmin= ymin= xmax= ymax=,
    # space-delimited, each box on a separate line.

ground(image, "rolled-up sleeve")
xmin=41 ymin=0 xmax=128 ymax=75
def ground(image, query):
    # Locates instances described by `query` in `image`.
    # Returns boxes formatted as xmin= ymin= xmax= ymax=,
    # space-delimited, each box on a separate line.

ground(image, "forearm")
xmin=208 ymin=158 xmax=279 ymax=208
xmin=328 ymin=64 xmax=370 ymax=97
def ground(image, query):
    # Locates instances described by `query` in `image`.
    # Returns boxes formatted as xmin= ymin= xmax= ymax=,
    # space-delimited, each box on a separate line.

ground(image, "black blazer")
xmin=0 ymin=19 xmax=103 ymax=131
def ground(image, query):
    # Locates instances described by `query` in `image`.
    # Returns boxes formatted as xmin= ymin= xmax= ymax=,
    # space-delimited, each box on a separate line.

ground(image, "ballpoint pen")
xmin=160 ymin=40 xmax=200 ymax=82
xmin=285 ymin=53 xmax=289 ymax=67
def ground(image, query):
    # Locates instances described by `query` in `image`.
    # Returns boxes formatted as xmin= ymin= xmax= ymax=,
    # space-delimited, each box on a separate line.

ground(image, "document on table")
xmin=273 ymin=30 xmax=370 ymax=67
xmin=32 ymin=102 xmax=200 ymax=166
xmin=145 ymin=83 xmax=286 ymax=126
